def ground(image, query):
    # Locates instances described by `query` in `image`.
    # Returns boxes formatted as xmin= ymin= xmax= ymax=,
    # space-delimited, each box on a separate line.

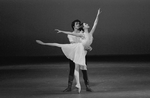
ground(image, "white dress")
xmin=60 ymin=32 xmax=92 ymax=68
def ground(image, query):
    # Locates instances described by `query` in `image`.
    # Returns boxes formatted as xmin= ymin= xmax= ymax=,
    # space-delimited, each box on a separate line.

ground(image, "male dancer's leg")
xmin=81 ymin=70 xmax=92 ymax=92
xmin=81 ymin=56 xmax=92 ymax=92
xmin=63 ymin=59 xmax=75 ymax=92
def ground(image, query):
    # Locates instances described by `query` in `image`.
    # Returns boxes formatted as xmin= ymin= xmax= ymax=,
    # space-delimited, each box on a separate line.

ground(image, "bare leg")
xmin=74 ymin=64 xmax=81 ymax=93
xmin=36 ymin=40 xmax=64 ymax=47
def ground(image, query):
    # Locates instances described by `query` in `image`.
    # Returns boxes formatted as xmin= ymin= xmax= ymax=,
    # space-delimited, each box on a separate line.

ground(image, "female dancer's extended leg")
xmin=36 ymin=40 xmax=64 ymax=47
xmin=36 ymin=40 xmax=81 ymax=93
xmin=74 ymin=64 xmax=81 ymax=93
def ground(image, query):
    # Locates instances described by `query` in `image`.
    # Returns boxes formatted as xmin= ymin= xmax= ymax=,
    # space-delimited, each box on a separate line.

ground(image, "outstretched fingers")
xmin=55 ymin=29 xmax=61 ymax=33
xmin=98 ymin=8 xmax=102 ymax=14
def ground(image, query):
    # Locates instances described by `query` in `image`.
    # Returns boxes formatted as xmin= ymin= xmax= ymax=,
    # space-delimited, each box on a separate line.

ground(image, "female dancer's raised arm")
xmin=90 ymin=8 xmax=102 ymax=35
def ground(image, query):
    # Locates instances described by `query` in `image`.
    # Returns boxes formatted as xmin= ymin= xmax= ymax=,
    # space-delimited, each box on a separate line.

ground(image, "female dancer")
xmin=36 ymin=8 xmax=101 ymax=93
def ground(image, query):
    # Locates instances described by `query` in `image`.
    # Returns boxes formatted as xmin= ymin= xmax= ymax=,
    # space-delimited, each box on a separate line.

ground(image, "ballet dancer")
xmin=36 ymin=8 xmax=101 ymax=93
xmin=63 ymin=19 xmax=82 ymax=92
xmin=59 ymin=20 xmax=92 ymax=92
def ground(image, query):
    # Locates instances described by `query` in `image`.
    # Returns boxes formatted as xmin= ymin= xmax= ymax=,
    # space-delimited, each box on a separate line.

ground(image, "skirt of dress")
xmin=61 ymin=43 xmax=87 ymax=69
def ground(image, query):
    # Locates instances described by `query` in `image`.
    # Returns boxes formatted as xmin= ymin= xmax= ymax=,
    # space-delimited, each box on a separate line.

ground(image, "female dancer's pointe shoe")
xmin=75 ymin=85 xmax=81 ymax=93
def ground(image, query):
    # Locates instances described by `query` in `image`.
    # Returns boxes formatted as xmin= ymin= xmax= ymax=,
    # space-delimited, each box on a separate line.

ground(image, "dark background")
xmin=0 ymin=0 xmax=150 ymax=57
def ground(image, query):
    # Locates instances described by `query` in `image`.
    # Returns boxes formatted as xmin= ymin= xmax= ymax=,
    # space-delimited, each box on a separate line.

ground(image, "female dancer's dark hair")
xmin=79 ymin=23 xmax=84 ymax=32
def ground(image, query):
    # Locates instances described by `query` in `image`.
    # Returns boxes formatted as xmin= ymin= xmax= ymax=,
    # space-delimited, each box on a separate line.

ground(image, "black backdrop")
xmin=1 ymin=0 xmax=150 ymax=57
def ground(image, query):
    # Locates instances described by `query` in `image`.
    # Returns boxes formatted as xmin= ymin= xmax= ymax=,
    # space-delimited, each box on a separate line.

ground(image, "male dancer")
xmin=62 ymin=19 xmax=92 ymax=92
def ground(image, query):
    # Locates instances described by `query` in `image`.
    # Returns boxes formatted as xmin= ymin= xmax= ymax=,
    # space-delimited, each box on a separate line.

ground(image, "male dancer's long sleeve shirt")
xmin=67 ymin=32 xmax=81 ymax=44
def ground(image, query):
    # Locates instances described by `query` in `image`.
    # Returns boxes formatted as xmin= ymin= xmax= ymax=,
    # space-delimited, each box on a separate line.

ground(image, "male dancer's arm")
xmin=85 ymin=46 xmax=92 ymax=51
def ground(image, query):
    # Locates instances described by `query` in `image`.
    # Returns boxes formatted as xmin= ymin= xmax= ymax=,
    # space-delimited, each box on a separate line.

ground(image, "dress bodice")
xmin=80 ymin=32 xmax=93 ymax=47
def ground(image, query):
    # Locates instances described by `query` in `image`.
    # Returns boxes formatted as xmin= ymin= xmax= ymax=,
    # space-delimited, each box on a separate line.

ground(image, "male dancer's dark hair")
xmin=71 ymin=19 xmax=81 ymax=30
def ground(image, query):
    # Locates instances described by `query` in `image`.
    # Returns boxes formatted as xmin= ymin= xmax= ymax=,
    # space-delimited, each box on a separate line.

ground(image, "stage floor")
xmin=1 ymin=61 xmax=150 ymax=98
